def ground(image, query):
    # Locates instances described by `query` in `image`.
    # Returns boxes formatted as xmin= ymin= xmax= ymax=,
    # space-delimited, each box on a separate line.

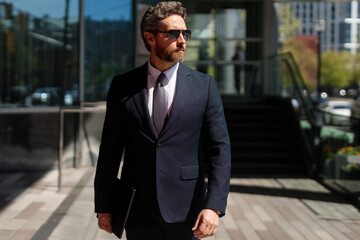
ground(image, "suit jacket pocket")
xmin=181 ymin=166 xmax=199 ymax=180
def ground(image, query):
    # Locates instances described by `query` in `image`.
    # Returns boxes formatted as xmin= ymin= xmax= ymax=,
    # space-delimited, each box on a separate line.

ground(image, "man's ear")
xmin=144 ymin=32 xmax=155 ymax=48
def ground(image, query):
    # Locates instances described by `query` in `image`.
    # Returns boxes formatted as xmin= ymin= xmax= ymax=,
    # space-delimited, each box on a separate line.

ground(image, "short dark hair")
xmin=141 ymin=1 xmax=187 ymax=51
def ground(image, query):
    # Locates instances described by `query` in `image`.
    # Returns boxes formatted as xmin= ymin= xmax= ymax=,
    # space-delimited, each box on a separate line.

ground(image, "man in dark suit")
xmin=94 ymin=1 xmax=231 ymax=239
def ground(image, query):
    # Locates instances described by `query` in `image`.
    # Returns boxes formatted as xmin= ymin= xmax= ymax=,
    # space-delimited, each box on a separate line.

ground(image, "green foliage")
xmin=337 ymin=146 xmax=360 ymax=156
xmin=321 ymin=51 xmax=353 ymax=88
xmin=277 ymin=4 xmax=301 ymax=40
xmin=277 ymin=4 xmax=317 ymax=89
xmin=350 ymin=54 xmax=360 ymax=86
xmin=344 ymin=162 xmax=360 ymax=172
xmin=282 ymin=38 xmax=317 ymax=89
xmin=277 ymin=3 xmax=360 ymax=90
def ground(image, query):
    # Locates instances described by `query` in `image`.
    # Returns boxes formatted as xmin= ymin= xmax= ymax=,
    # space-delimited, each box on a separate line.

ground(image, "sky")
xmin=7 ymin=0 xmax=132 ymax=21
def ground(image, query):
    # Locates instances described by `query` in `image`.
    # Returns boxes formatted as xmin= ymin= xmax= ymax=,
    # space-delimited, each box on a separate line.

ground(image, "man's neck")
xmin=149 ymin=56 xmax=176 ymax=72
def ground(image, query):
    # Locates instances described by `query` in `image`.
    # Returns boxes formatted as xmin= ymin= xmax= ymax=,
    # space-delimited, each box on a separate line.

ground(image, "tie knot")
xmin=156 ymin=73 xmax=166 ymax=86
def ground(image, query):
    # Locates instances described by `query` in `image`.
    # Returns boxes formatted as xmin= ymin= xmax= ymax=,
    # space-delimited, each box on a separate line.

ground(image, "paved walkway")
xmin=0 ymin=167 xmax=360 ymax=240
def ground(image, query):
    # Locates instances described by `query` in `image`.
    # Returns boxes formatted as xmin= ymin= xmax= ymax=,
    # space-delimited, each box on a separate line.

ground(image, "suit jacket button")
xmin=157 ymin=144 xmax=161 ymax=149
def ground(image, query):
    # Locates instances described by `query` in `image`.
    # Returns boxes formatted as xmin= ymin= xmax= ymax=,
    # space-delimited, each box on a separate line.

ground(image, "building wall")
xmin=291 ymin=1 xmax=360 ymax=53
xmin=0 ymin=0 xmax=269 ymax=171
xmin=0 ymin=0 xmax=131 ymax=171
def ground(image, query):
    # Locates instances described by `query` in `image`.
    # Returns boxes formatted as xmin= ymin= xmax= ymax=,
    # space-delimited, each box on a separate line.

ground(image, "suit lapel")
xmin=160 ymin=63 xmax=192 ymax=137
xmin=132 ymin=63 xmax=158 ymax=138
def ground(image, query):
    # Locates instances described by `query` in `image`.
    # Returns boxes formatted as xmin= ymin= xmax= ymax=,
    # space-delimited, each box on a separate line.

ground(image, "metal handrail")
xmin=269 ymin=52 xmax=318 ymax=174
xmin=279 ymin=52 xmax=316 ymax=124
xmin=58 ymin=104 xmax=105 ymax=190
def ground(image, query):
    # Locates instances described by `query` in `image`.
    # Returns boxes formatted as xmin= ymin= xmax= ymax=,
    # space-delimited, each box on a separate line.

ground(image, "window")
xmin=84 ymin=0 xmax=133 ymax=102
xmin=0 ymin=0 xmax=134 ymax=106
xmin=0 ymin=0 xmax=79 ymax=107
xmin=182 ymin=1 xmax=262 ymax=96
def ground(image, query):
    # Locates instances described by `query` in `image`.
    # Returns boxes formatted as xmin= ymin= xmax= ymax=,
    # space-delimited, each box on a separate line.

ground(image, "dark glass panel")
xmin=84 ymin=0 xmax=133 ymax=102
xmin=217 ymin=63 xmax=261 ymax=96
xmin=183 ymin=1 xmax=262 ymax=95
xmin=0 ymin=0 xmax=79 ymax=107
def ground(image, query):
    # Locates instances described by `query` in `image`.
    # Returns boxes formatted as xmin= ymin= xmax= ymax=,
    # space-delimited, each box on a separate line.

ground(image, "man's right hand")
xmin=98 ymin=213 xmax=112 ymax=233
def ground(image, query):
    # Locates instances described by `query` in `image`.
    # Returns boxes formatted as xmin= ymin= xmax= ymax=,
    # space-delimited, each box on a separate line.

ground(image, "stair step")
xmin=227 ymin=124 xmax=292 ymax=133
xmin=230 ymin=163 xmax=307 ymax=175
xmin=231 ymin=153 xmax=302 ymax=161
xmin=226 ymin=115 xmax=291 ymax=124
xmin=231 ymin=142 xmax=299 ymax=152
xmin=225 ymin=108 xmax=287 ymax=116
xmin=229 ymin=132 xmax=295 ymax=141
xmin=221 ymin=96 xmax=308 ymax=175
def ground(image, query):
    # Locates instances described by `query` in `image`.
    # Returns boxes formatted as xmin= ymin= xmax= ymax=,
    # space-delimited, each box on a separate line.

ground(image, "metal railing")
xmin=269 ymin=52 xmax=317 ymax=174
xmin=58 ymin=102 xmax=106 ymax=190
xmin=270 ymin=52 xmax=360 ymax=202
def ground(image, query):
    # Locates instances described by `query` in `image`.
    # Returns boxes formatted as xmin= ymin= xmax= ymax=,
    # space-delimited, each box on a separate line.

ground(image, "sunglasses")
xmin=150 ymin=29 xmax=192 ymax=41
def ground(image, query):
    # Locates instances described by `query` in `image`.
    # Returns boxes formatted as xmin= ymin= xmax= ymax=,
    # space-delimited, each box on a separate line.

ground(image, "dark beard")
xmin=155 ymin=44 xmax=185 ymax=63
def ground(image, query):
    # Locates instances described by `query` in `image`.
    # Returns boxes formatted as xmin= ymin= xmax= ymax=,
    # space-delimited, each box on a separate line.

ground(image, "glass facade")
xmin=136 ymin=0 xmax=263 ymax=96
xmin=0 ymin=0 xmax=134 ymax=171
xmin=0 ymin=0 xmax=134 ymax=106
xmin=0 ymin=0 xmax=262 ymax=108
xmin=0 ymin=0 xmax=263 ymax=172
xmin=185 ymin=7 xmax=258 ymax=95
xmin=84 ymin=0 xmax=133 ymax=102
xmin=0 ymin=0 xmax=79 ymax=107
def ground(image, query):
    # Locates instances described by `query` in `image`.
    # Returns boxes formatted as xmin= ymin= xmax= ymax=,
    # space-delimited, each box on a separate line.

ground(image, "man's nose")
xmin=177 ymin=32 xmax=186 ymax=44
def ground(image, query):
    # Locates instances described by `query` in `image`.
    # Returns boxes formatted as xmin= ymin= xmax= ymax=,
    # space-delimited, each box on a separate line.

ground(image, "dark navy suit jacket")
xmin=94 ymin=62 xmax=231 ymax=224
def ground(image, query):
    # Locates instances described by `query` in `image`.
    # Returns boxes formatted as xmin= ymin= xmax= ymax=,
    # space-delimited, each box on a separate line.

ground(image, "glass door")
xmin=184 ymin=0 xmax=263 ymax=96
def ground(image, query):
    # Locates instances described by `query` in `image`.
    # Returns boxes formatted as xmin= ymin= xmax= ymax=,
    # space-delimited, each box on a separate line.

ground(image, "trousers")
xmin=125 ymin=203 xmax=198 ymax=240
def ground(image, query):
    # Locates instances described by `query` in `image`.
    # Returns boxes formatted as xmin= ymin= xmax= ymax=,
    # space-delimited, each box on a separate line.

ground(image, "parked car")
xmin=31 ymin=87 xmax=78 ymax=106
xmin=319 ymin=99 xmax=353 ymax=126
xmin=31 ymin=87 xmax=60 ymax=106
xmin=351 ymin=96 xmax=360 ymax=119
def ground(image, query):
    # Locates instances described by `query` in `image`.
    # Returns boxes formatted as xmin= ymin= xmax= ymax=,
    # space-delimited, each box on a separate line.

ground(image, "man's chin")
xmin=172 ymin=53 xmax=185 ymax=62
xmin=175 ymin=56 xmax=185 ymax=63
xmin=164 ymin=55 xmax=185 ymax=63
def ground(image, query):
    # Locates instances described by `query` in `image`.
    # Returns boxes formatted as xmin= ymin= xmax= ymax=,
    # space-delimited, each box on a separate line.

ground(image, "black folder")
xmin=111 ymin=179 xmax=136 ymax=239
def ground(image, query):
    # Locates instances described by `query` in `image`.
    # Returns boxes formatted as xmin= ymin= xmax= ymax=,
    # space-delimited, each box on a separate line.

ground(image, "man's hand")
xmin=98 ymin=213 xmax=112 ymax=234
xmin=192 ymin=209 xmax=219 ymax=239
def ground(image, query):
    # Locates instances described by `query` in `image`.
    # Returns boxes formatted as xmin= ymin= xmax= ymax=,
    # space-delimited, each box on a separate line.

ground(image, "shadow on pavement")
xmin=0 ymin=171 xmax=48 ymax=213
xmin=229 ymin=184 xmax=350 ymax=204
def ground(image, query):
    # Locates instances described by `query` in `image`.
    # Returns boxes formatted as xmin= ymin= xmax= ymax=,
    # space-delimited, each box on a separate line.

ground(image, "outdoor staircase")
xmin=222 ymin=96 xmax=309 ymax=176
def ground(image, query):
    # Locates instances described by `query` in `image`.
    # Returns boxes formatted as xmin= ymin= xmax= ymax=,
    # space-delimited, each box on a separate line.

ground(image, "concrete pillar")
xmin=220 ymin=9 xmax=236 ymax=94
xmin=263 ymin=0 xmax=277 ymax=96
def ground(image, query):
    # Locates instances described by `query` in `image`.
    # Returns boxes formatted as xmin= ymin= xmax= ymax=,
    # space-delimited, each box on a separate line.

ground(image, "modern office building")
xmin=344 ymin=1 xmax=360 ymax=53
xmin=0 ymin=0 xmax=275 ymax=170
xmin=291 ymin=1 xmax=360 ymax=53
xmin=0 ymin=1 xmax=359 ymax=200
xmin=0 ymin=0 xmax=270 ymax=106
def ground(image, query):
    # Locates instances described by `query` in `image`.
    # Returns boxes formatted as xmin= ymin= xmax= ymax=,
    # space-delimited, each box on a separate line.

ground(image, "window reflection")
xmin=184 ymin=2 xmax=262 ymax=96
xmin=0 ymin=0 xmax=264 ymax=106
xmin=0 ymin=0 xmax=134 ymax=106
xmin=0 ymin=0 xmax=79 ymax=107
xmin=85 ymin=0 xmax=133 ymax=102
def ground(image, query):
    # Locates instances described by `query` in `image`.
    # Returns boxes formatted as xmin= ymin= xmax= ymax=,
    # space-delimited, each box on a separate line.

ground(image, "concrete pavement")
xmin=0 ymin=167 xmax=360 ymax=240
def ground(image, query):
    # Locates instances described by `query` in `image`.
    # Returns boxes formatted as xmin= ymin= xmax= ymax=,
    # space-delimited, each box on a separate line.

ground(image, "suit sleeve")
xmin=94 ymin=76 xmax=125 ymax=213
xmin=203 ymin=76 xmax=231 ymax=215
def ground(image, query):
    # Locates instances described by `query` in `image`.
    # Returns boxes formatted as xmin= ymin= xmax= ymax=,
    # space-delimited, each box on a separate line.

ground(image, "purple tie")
xmin=153 ymin=73 xmax=167 ymax=134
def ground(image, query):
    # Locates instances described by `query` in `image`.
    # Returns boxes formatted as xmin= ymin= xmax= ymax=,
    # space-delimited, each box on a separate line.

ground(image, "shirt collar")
xmin=148 ymin=61 xmax=179 ymax=84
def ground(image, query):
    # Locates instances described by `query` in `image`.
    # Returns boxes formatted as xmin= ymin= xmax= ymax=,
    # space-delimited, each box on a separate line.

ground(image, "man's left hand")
xmin=192 ymin=209 xmax=219 ymax=239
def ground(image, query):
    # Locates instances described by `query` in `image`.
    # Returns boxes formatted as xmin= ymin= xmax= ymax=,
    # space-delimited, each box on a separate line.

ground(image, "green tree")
xmin=321 ymin=50 xmax=353 ymax=88
xmin=350 ymin=54 xmax=360 ymax=87
xmin=283 ymin=38 xmax=318 ymax=89
xmin=277 ymin=4 xmax=301 ymax=41
xmin=277 ymin=4 xmax=318 ymax=89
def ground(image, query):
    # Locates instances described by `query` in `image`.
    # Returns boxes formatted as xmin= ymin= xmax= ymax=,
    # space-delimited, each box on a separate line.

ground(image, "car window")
xmin=333 ymin=105 xmax=352 ymax=109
